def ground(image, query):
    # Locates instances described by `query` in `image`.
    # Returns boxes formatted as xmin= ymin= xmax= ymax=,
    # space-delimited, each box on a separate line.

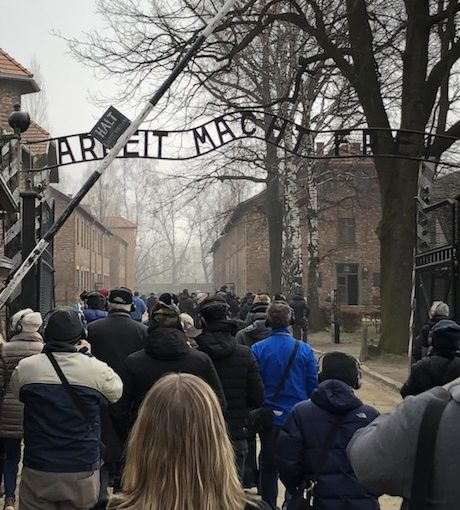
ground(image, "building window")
xmin=337 ymin=218 xmax=356 ymax=245
xmin=336 ymin=263 xmax=359 ymax=305
xmin=373 ymin=272 xmax=381 ymax=287
xmin=76 ymin=219 xmax=79 ymax=245
xmin=76 ymin=269 xmax=79 ymax=288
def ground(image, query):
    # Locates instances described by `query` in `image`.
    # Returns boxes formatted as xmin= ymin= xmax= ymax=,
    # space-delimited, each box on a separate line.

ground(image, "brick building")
xmin=49 ymin=186 xmax=136 ymax=306
xmin=211 ymin=154 xmax=381 ymax=312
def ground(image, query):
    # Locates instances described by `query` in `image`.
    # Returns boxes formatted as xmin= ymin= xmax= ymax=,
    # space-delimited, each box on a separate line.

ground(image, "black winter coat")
xmin=277 ymin=379 xmax=380 ymax=510
xmin=290 ymin=297 xmax=310 ymax=325
xmin=87 ymin=311 xmax=148 ymax=461
xmin=113 ymin=327 xmax=226 ymax=440
xmin=196 ymin=321 xmax=264 ymax=440
xmin=411 ymin=315 xmax=447 ymax=363
xmin=88 ymin=311 xmax=148 ymax=382
xmin=401 ymin=352 xmax=460 ymax=397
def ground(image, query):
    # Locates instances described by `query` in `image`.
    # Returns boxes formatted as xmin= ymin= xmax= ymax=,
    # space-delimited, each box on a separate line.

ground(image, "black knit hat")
xmin=318 ymin=351 xmax=361 ymax=389
xmin=431 ymin=319 xmax=460 ymax=351
xmin=44 ymin=307 xmax=84 ymax=343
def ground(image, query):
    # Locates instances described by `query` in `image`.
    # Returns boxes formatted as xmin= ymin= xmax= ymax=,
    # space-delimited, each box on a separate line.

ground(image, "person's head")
xmin=199 ymin=295 xmax=229 ymax=324
xmin=180 ymin=313 xmax=200 ymax=344
xmin=429 ymin=300 xmax=450 ymax=319
xmin=134 ymin=291 xmax=140 ymax=297
xmin=253 ymin=293 xmax=271 ymax=305
xmin=273 ymin=293 xmax=287 ymax=302
xmin=149 ymin=302 xmax=182 ymax=330
xmin=248 ymin=302 xmax=270 ymax=324
xmin=107 ymin=287 xmax=134 ymax=313
xmin=158 ymin=292 xmax=179 ymax=306
xmin=318 ymin=351 xmax=362 ymax=390
xmin=86 ymin=291 xmax=106 ymax=311
xmin=11 ymin=308 xmax=43 ymax=335
xmin=196 ymin=292 xmax=209 ymax=304
xmin=111 ymin=373 xmax=248 ymax=510
xmin=266 ymin=302 xmax=292 ymax=329
xmin=43 ymin=307 xmax=85 ymax=344
xmin=182 ymin=288 xmax=189 ymax=296
xmin=430 ymin=319 xmax=460 ymax=353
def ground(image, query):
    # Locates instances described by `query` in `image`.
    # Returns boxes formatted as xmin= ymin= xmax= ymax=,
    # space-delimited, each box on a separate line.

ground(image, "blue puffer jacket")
xmin=83 ymin=308 xmax=108 ymax=323
xmin=277 ymin=379 xmax=380 ymax=510
xmin=251 ymin=328 xmax=317 ymax=426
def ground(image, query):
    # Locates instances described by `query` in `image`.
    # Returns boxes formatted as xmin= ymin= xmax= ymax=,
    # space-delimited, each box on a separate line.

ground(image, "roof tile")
xmin=0 ymin=48 xmax=33 ymax=77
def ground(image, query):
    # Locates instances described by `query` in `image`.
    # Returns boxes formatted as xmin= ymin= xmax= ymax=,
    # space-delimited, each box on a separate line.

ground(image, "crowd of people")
xmin=0 ymin=289 xmax=458 ymax=510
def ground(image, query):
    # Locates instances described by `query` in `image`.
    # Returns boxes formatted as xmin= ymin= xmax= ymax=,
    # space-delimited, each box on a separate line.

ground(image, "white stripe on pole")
xmin=0 ymin=0 xmax=239 ymax=310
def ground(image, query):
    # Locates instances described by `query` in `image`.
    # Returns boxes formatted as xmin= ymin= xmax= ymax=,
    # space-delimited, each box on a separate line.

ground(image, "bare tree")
xmin=22 ymin=56 xmax=49 ymax=129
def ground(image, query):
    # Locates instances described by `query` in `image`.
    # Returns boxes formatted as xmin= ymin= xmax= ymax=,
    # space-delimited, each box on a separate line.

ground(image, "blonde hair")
xmin=109 ymin=373 xmax=250 ymax=510
xmin=253 ymin=293 xmax=271 ymax=305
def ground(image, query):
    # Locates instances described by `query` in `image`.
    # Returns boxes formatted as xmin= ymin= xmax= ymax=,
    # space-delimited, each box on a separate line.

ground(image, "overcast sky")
xmin=1 ymin=0 xmax=120 ymax=136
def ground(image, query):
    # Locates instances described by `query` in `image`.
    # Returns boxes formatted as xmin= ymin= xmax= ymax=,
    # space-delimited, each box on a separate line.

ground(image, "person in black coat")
xmin=289 ymin=294 xmax=310 ymax=341
xmin=411 ymin=300 xmax=450 ymax=363
xmin=277 ymin=352 xmax=380 ymax=510
xmin=87 ymin=287 xmax=148 ymax=503
xmin=112 ymin=301 xmax=226 ymax=442
xmin=236 ymin=301 xmax=272 ymax=347
xmin=196 ymin=295 xmax=265 ymax=482
xmin=402 ymin=319 xmax=460 ymax=398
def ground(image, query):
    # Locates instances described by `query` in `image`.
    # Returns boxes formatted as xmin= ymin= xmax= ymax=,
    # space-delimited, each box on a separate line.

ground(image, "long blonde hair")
xmin=109 ymin=373 xmax=249 ymax=510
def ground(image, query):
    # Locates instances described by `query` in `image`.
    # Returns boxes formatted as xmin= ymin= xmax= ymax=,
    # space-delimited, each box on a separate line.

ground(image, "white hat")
xmin=179 ymin=313 xmax=200 ymax=338
xmin=11 ymin=309 xmax=43 ymax=334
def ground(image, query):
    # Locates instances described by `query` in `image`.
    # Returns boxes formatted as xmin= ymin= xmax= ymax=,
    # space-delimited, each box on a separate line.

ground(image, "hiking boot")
xmin=4 ymin=497 xmax=15 ymax=510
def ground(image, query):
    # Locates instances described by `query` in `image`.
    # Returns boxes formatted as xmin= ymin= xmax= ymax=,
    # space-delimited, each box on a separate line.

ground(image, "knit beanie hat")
xmin=44 ymin=307 xmax=84 ymax=343
xmin=149 ymin=302 xmax=182 ymax=330
xmin=11 ymin=308 xmax=43 ymax=334
xmin=158 ymin=292 xmax=179 ymax=306
xmin=318 ymin=351 xmax=361 ymax=389
xmin=431 ymin=319 xmax=460 ymax=351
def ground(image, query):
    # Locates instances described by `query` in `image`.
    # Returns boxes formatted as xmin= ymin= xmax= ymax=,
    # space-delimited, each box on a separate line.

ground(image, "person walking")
xmin=178 ymin=289 xmax=195 ymax=315
xmin=83 ymin=291 xmax=108 ymax=324
xmin=108 ymin=373 xmax=267 ymax=510
xmin=112 ymin=301 xmax=226 ymax=442
xmin=348 ymin=376 xmax=460 ymax=509
xmin=130 ymin=291 xmax=147 ymax=322
xmin=11 ymin=306 xmax=123 ymax=510
xmin=401 ymin=319 xmax=460 ymax=397
xmin=236 ymin=300 xmax=271 ymax=347
xmin=0 ymin=309 xmax=44 ymax=510
xmin=251 ymin=302 xmax=317 ymax=509
xmin=277 ymin=352 xmax=380 ymax=510
xmin=195 ymin=295 xmax=265 ymax=481
xmin=87 ymin=287 xmax=148 ymax=501
xmin=412 ymin=300 xmax=450 ymax=363
xmin=289 ymin=294 xmax=310 ymax=341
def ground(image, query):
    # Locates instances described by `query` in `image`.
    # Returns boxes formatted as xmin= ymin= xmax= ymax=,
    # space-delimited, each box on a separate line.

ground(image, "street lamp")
xmin=8 ymin=103 xmax=30 ymax=134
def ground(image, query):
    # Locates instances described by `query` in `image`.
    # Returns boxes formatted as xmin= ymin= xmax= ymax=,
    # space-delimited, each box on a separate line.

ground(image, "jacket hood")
xmin=144 ymin=327 xmax=190 ymax=360
xmin=310 ymin=379 xmax=362 ymax=414
xmin=292 ymin=295 xmax=304 ymax=301
xmin=10 ymin=331 xmax=43 ymax=343
xmin=196 ymin=320 xmax=238 ymax=360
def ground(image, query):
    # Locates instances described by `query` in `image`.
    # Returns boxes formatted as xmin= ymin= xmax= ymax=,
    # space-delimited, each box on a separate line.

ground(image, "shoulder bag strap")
xmin=272 ymin=340 xmax=301 ymax=403
xmin=409 ymin=388 xmax=451 ymax=510
xmin=45 ymin=351 xmax=97 ymax=436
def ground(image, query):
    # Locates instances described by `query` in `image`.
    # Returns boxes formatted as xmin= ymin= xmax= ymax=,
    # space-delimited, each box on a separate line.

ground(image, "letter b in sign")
xmin=90 ymin=106 xmax=131 ymax=149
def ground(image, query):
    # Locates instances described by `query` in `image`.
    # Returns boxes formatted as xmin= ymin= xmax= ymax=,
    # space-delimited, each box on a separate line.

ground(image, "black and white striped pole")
xmin=0 ymin=0 xmax=238 ymax=309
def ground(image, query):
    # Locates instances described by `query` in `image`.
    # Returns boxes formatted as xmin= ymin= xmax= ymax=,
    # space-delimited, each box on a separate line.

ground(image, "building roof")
xmin=103 ymin=216 xmax=137 ymax=228
xmin=0 ymin=49 xmax=39 ymax=93
xmin=47 ymin=185 xmax=128 ymax=245
xmin=431 ymin=170 xmax=460 ymax=201
xmin=210 ymin=192 xmax=265 ymax=253
xmin=22 ymin=122 xmax=50 ymax=156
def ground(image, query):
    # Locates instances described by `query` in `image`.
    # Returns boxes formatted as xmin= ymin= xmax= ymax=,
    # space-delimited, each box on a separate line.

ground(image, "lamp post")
xmin=8 ymin=105 xmax=37 ymax=310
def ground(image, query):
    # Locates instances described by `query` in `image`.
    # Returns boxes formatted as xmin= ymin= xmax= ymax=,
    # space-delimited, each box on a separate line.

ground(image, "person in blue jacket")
xmin=83 ymin=291 xmax=108 ymax=324
xmin=251 ymin=302 xmax=317 ymax=509
xmin=277 ymin=352 xmax=380 ymax=510
xmin=131 ymin=291 xmax=147 ymax=322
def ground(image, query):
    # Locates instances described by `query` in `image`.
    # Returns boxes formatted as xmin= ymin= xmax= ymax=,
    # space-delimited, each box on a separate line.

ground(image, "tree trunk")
xmin=377 ymin=158 xmax=419 ymax=354
xmin=265 ymin=140 xmax=283 ymax=296
xmin=281 ymin=151 xmax=303 ymax=298
xmin=305 ymin=165 xmax=322 ymax=330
